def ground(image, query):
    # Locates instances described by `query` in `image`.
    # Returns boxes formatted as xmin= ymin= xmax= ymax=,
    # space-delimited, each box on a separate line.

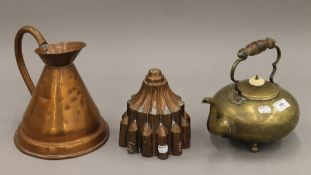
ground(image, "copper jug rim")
xmin=35 ymin=41 xmax=86 ymax=55
xmin=34 ymin=41 xmax=86 ymax=67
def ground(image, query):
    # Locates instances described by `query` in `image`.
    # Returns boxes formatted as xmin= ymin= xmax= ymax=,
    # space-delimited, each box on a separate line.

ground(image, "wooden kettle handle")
xmin=230 ymin=38 xmax=281 ymax=95
xmin=14 ymin=26 xmax=47 ymax=94
xmin=237 ymin=38 xmax=276 ymax=58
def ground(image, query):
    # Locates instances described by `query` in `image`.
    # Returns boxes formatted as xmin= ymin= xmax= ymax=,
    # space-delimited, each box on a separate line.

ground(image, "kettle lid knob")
xmin=249 ymin=75 xmax=265 ymax=87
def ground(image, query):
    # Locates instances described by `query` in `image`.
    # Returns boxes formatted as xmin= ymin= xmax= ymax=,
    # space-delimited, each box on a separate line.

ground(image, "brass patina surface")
xmin=14 ymin=26 xmax=109 ymax=159
xmin=203 ymin=38 xmax=299 ymax=152
xmin=119 ymin=68 xmax=191 ymax=159
xmin=238 ymin=79 xmax=280 ymax=101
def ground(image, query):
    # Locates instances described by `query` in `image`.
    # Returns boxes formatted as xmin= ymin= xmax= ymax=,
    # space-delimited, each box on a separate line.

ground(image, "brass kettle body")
xmin=14 ymin=26 xmax=109 ymax=159
xmin=203 ymin=38 xmax=299 ymax=152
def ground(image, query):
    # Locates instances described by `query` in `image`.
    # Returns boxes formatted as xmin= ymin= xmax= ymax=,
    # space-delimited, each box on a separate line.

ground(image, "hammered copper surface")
xmin=14 ymin=26 xmax=109 ymax=159
xmin=119 ymin=68 xmax=191 ymax=159
xmin=203 ymin=38 xmax=299 ymax=152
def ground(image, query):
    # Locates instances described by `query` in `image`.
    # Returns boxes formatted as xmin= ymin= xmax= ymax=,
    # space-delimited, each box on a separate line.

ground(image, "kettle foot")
xmin=250 ymin=142 xmax=259 ymax=153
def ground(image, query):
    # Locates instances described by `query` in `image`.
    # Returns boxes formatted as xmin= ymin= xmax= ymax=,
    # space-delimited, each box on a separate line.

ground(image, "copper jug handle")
xmin=14 ymin=26 xmax=47 ymax=94
xmin=230 ymin=38 xmax=281 ymax=94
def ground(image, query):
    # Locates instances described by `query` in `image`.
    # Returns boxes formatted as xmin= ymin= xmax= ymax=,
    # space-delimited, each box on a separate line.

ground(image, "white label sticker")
xmin=273 ymin=99 xmax=290 ymax=112
xmin=158 ymin=144 xmax=168 ymax=153
xmin=258 ymin=106 xmax=272 ymax=114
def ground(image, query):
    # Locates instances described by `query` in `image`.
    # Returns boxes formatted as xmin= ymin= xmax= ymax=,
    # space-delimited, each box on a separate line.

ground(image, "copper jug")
xmin=202 ymin=38 xmax=299 ymax=152
xmin=14 ymin=26 xmax=109 ymax=159
xmin=119 ymin=68 xmax=191 ymax=159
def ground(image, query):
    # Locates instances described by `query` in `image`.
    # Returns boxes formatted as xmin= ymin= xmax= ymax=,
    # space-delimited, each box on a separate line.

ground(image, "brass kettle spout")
xmin=202 ymin=97 xmax=214 ymax=104
xmin=202 ymin=97 xmax=231 ymax=136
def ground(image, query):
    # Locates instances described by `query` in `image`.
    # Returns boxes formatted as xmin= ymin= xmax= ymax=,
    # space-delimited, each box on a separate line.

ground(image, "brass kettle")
xmin=14 ymin=26 xmax=109 ymax=159
xmin=202 ymin=38 xmax=299 ymax=152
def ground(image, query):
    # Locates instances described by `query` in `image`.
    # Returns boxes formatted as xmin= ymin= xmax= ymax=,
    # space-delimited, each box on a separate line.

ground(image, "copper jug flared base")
xmin=14 ymin=119 xmax=109 ymax=160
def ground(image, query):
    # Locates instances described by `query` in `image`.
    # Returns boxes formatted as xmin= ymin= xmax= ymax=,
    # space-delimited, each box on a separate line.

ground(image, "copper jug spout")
xmin=14 ymin=26 xmax=109 ymax=159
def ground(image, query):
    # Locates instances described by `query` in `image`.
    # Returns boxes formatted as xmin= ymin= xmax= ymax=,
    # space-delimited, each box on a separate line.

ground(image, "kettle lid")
xmin=238 ymin=75 xmax=280 ymax=100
